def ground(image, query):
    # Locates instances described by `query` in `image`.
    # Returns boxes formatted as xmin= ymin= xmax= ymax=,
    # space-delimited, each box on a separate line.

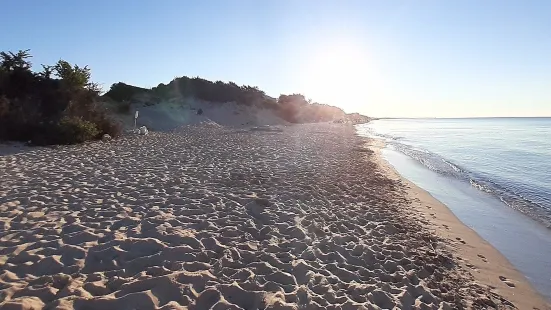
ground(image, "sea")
xmin=356 ymin=117 xmax=551 ymax=301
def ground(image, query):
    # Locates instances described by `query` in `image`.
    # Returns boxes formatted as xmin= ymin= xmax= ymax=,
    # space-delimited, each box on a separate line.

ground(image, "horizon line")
xmin=372 ymin=116 xmax=551 ymax=119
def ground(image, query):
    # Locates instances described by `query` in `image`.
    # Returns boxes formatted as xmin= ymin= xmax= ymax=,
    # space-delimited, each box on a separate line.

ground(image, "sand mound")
xmin=0 ymin=124 xmax=516 ymax=309
xmin=124 ymin=99 xmax=287 ymax=131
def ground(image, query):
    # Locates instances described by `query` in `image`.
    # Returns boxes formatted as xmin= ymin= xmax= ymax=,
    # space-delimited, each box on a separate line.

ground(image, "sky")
xmin=1 ymin=0 xmax=550 ymax=118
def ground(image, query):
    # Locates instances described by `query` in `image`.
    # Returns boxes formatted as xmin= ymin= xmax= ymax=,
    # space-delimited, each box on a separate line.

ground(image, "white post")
xmin=134 ymin=110 xmax=139 ymax=130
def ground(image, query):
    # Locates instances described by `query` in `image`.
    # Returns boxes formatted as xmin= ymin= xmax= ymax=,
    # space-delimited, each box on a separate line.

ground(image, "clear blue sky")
xmin=2 ymin=0 xmax=550 ymax=117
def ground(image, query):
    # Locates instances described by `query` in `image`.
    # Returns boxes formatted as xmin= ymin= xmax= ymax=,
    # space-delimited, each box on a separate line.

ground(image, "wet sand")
xmin=369 ymin=139 xmax=550 ymax=310
xmin=0 ymin=124 xmax=544 ymax=309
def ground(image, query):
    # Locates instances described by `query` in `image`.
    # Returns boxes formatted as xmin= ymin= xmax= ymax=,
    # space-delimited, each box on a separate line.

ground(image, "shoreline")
xmin=367 ymin=138 xmax=550 ymax=309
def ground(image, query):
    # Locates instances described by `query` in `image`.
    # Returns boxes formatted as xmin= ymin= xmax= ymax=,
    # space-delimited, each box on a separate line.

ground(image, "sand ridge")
xmin=0 ymin=124 xmax=517 ymax=309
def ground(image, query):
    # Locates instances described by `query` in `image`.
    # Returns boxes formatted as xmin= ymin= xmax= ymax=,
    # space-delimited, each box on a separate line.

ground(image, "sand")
xmin=0 ymin=124 xmax=547 ymax=309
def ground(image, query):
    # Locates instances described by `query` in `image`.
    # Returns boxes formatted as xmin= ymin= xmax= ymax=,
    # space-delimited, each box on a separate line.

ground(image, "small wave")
xmin=443 ymin=159 xmax=463 ymax=173
xmin=384 ymin=138 xmax=551 ymax=228
xmin=355 ymin=125 xmax=403 ymax=141
xmin=391 ymin=143 xmax=466 ymax=180
xmin=469 ymin=179 xmax=493 ymax=193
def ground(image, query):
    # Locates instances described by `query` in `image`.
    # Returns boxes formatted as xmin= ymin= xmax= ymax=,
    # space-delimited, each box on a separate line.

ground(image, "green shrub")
xmin=55 ymin=117 xmax=99 ymax=144
xmin=0 ymin=49 xmax=124 ymax=145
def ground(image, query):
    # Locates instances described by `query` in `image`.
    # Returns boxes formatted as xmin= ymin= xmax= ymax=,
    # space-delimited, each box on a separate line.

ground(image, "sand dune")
xmin=122 ymin=99 xmax=288 ymax=131
xmin=0 ymin=124 xmax=519 ymax=309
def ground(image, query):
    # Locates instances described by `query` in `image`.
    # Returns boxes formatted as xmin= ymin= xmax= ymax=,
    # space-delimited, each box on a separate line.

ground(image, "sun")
xmin=301 ymin=44 xmax=372 ymax=112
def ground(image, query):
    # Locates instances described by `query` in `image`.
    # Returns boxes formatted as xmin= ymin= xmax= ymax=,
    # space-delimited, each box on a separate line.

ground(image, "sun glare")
xmin=301 ymin=44 xmax=373 ymax=112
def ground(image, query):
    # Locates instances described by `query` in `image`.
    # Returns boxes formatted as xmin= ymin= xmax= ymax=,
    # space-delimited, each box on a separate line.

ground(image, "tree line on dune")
xmin=0 ymin=49 xmax=369 ymax=145
xmin=105 ymin=79 xmax=368 ymax=124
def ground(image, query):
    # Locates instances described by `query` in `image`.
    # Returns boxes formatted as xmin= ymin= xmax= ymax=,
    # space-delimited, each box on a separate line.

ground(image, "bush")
xmin=0 ymin=49 xmax=123 ymax=145
xmin=29 ymin=114 xmax=122 ymax=146
xmin=29 ymin=117 xmax=98 ymax=146
xmin=95 ymin=114 xmax=123 ymax=138
xmin=56 ymin=117 xmax=100 ymax=144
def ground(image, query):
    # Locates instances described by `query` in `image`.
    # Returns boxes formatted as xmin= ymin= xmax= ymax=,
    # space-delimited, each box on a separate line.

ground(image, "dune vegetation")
xmin=104 ymin=78 xmax=369 ymax=125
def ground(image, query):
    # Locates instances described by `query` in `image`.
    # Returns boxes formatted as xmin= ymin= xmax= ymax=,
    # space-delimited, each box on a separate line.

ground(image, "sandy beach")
xmin=0 ymin=124 xmax=548 ymax=309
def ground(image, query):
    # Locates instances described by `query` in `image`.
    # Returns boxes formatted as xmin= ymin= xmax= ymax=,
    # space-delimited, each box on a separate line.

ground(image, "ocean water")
xmin=356 ymin=117 xmax=551 ymax=300
xmin=357 ymin=117 xmax=551 ymax=228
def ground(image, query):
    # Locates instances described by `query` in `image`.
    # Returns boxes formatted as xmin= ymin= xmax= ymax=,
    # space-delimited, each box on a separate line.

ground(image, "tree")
xmin=39 ymin=64 xmax=54 ymax=79
xmin=54 ymin=60 xmax=100 ymax=92
xmin=0 ymin=49 xmax=32 ymax=72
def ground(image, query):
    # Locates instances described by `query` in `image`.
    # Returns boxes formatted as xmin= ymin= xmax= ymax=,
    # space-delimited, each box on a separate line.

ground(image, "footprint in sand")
xmin=477 ymin=254 xmax=488 ymax=263
xmin=499 ymin=275 xmax=516 ymax=288
xmin=455 ymin=237 xmax=466 ymax=244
